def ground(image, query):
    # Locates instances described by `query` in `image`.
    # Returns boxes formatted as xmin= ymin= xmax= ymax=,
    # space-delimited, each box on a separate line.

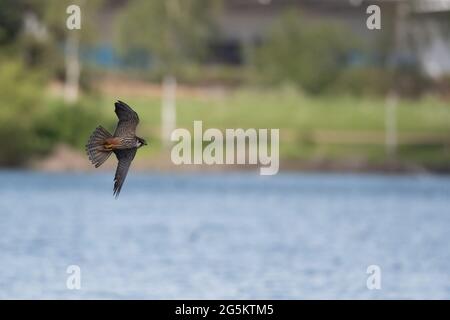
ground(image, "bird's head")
xmin=136 ymin=137 xmax=147 ymax=148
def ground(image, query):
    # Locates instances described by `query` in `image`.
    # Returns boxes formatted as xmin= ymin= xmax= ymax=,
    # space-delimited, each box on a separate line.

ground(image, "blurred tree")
xmin=330 ymin=67 xmax=393 ymax=97
xmin=0 ymin=0 xmax=24 ymax=45
xmin=116 ymin=0 xmax=221 ymax=145
xmin=0 ymin=59 xmax=44 ymax=166
xmin=0 ymin=0 xmax=109 ymax=165
xmin=116 ymin=0 xmax=221 ymax=73
xmin=253 ymin=10 xmax=357 ymax=94
xmin=38 ymin=0 xmax=104 ymax=102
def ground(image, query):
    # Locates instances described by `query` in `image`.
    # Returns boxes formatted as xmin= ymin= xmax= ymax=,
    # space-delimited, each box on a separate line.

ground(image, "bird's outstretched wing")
xmin=113 ymin=148 xmax=137 ymax=198
xmin=114 ymin=100 xmax=140 ymax=137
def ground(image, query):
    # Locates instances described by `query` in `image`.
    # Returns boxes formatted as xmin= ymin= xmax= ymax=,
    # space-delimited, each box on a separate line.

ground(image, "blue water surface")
xmin=0 ymin=171 xmax=449 ymax=299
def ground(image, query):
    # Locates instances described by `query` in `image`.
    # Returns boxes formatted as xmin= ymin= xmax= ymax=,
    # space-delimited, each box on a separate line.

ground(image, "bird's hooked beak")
xmin=137 ymin=137 xmax=147 ymax=147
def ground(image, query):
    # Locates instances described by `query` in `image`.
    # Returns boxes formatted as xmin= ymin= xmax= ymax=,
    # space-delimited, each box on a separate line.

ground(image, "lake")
xmin=0 ymin=171 xmax=449 ymax=299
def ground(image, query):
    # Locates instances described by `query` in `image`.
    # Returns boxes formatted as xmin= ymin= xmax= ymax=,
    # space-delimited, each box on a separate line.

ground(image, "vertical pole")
xmin=384 ymin=1 xmax=409 ymax=159
xmin=385 ymin=91 xmax=398 ymax=158
xmin=161 ymin=75 xmax=177 ymax=148
xmin=64 ymin=32 xmax=80 ymax=103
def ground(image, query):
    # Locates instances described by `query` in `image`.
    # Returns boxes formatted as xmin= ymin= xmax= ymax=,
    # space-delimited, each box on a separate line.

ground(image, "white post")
xmin=385 ymin=91 xmax=398 ymax=158
xmin=161 ymin=75 xmax=177 ymax=148
xmin=64 ymin=32 xmax=80 ymax=103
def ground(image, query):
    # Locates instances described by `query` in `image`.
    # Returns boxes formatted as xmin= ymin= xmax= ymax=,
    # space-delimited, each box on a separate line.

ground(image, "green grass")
xmin=82 ymin=87 xmax=450 ymax=168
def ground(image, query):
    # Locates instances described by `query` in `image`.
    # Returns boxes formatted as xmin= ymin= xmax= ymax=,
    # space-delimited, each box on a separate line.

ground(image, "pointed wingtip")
xmin=114 ymin=100 xmax=129 ymax=112
xmin=113 ymin=183 xmax=121 ymax=198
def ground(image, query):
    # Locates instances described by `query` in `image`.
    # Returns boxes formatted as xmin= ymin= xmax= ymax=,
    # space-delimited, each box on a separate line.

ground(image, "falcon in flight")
xmin=86 ymin=100 xmax=147 ymax=197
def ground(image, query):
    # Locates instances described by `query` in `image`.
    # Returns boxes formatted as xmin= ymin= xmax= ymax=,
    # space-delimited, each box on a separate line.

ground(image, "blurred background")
xmin=0 ymin=0 xmax=449 ymax=299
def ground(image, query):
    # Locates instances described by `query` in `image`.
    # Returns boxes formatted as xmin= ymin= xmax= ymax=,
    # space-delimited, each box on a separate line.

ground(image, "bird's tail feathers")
xmin=86 ymin=126 xmax=113 ymax=168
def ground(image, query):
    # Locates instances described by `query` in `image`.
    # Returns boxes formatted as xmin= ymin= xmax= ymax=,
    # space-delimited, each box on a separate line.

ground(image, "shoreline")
xmin=24 ymin=144 xmax=450 ymax=175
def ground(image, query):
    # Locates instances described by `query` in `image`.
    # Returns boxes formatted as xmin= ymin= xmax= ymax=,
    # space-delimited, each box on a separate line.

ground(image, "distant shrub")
xmin=329 ymin=67 xmax=394 ymax=97
xmin=0 ymin=123 xmax=37 ymax=166
xmin=34 ymin=99 xmax=114 ymax=152
xmin=434 ymin=74 xmax=450 ymax=98
xmin=0 ymin=59 xmax=44 ymax=166
xmin=252 ymin=10 xmax=357 ymax=94
xmin=391 ymin=65 xmax=431 ymax=98
xmin=0 ymin=58 xmax=113 ymax=166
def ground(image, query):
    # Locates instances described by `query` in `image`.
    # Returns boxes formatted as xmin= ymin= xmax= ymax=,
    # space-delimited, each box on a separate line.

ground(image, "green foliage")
xmin=253 ymin=10 xmax=358 ymax=94
xmin=116 ymin=0 xmax=221 ymax=74
xmin=391 ymin=65 xmax=431 ymax=97
xmin=0 ymin=59 xmax=45 ymax=166
xmin=39 ymin=0 xmax=104 ymax=42
xmin=329 ymin=67 xmax=394 ymax=97
xmin=34 ymin=99 xmax=114 ymax=152
xmin=0 ymin=60 xmax=44 ymax=121
xmin=0 ymin=58 xmax=112 ymax=166
xmin=0 ymin=0 xmax=24 ymax=45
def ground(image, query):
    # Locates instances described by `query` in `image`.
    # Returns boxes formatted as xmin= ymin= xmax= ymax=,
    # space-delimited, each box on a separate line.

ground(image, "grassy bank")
xmin=83 ymin=86 xmax=449 ymax=171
